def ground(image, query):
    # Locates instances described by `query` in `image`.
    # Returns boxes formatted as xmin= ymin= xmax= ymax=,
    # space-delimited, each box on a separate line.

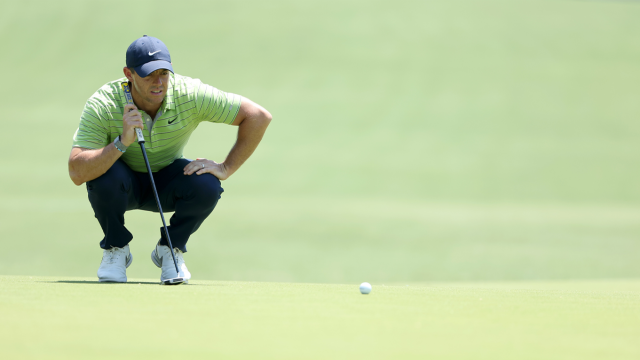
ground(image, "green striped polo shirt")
xmin=72 ymin=73 xmax=241 ymax=172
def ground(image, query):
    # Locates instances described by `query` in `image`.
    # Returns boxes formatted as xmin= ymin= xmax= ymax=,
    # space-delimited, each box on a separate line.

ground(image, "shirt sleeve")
xmin=194 ymin=81 xmax=242 ymax=124
xmin=72 ymin=99 xmax=110 ymax=149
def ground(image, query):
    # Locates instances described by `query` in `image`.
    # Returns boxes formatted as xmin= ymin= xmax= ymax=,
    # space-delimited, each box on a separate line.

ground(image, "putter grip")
xmin=121 ymin=82 xmax=134 ymax=105
xmin=135 ymin=128 xmax=145 ymax=143
xmin=121 ymin=82 xmax=145 ymax=144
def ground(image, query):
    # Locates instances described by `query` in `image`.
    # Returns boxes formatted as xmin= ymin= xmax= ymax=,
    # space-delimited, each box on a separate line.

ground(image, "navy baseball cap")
xmin=126 ymin=35 xmax=174 ymax=78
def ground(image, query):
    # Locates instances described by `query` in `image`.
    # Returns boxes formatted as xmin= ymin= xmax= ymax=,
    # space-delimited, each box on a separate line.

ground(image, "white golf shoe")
xmin=97 ymin=245 xmax=133 ymax=282
xmin=151 ymin=243 xmax=190 ymax=285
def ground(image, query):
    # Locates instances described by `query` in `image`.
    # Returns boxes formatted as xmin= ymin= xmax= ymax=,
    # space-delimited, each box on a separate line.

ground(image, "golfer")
xmin=68 ymin=35 xmax=272 ymax=284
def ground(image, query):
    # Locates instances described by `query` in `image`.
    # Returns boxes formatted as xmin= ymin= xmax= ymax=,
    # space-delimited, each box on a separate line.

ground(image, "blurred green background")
xmin=1 ymin=0 xmax=639 ymax=283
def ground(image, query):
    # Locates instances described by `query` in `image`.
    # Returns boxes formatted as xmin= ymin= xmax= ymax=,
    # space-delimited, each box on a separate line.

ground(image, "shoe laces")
xmin=173 ymin=248 xmax=185 ymax=265
xmin=103 ymin=247 xmax=124 ymax=265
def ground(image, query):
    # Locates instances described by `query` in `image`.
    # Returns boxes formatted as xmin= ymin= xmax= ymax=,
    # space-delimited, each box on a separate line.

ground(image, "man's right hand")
xmin=121 ymin=104 xmax=144 ymax=146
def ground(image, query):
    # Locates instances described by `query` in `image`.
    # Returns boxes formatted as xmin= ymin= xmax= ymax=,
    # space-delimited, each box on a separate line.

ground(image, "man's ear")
xmin=123 ymin=67 xmax=134 ymax=82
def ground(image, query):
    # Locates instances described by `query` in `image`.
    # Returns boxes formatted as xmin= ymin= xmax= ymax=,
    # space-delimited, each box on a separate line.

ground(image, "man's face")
xmin=128 ymin=68 xmax=171 ymax=107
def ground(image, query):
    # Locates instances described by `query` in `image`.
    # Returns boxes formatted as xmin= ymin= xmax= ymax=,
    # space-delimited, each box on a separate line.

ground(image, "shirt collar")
xmin=164 ymin=73 xmax=176 ymax=111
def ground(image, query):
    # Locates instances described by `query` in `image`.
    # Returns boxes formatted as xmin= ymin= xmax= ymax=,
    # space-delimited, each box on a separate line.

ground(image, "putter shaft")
xmin=121 ymin=82 xmax=180 ymax=274
xmin=137 ymin=138 xmax=180 ymax=274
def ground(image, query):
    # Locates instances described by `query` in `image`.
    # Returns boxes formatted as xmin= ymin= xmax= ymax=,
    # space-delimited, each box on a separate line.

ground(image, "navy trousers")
xmin=86 ymin=159 xmax=223 ymax=252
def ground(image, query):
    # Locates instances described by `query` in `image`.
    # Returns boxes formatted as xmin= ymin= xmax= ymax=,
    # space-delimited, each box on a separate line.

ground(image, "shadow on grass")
xmin=51 ymin=280 xmax=160 ymax=285
xmin=42 ymin=280 xmax=218 ymax=286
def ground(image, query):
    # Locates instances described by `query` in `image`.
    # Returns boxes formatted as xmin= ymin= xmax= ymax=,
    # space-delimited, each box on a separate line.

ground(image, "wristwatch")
xmin=114 ymin=135 xmax=128 ymax=153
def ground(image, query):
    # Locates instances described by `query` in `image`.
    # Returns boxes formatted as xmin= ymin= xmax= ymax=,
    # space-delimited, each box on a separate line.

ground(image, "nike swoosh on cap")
xmin=149 ymin=50 xmax=161 ymax=56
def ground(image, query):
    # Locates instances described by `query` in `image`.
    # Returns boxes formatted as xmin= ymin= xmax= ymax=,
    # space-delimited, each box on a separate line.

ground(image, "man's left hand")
xmin=184 ymin=158 xmax=230 ymax=180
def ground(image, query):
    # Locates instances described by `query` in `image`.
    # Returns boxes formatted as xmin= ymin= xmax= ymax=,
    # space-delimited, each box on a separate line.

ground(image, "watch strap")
xmin=114 ymin=135 xmax=128 ymax=153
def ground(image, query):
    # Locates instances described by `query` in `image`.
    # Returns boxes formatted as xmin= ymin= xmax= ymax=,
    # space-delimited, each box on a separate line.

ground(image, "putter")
xmin=121 ymin=82 xmax=184 ymax=285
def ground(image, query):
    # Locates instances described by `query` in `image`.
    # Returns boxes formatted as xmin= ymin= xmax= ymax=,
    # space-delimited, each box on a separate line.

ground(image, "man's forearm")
xmin=223 ymin=115 xmax=271 ymax=176
xmin=68 ymin=144 xmax=123 ymax=186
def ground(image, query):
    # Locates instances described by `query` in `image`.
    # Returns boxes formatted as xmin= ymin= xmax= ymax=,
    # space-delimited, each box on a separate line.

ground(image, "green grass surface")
xmin=2 ymin=276 xmax=640 ymax=359
xmin=2 ymin=0 xmax=640 ymax=358
xmin=0 ymin=0 xmax=639 ymax=283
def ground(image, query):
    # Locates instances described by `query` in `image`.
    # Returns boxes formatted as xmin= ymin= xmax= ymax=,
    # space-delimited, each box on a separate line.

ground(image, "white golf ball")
xmin=359 ymin=282 xmax=372 ymax=294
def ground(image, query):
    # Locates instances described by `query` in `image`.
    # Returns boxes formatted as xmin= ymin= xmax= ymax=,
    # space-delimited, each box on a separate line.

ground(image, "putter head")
xmin=161 ymin=277 xmax=186 ymax=285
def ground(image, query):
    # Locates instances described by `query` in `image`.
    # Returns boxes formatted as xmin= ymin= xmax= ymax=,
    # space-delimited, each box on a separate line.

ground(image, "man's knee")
xmin=87 ymin=161 xmax=133 ymax=203
xmin=183 ymin=173 xmax=224 ymax=208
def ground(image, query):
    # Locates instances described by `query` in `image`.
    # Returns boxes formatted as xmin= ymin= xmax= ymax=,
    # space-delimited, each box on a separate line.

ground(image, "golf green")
xmin=2 ymin=0 xmax=640 ymax=358
xmin=1 ymin=0 xmax=639 ymax=282
xmin=2 ymin=276 xmax=639 ymax=359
